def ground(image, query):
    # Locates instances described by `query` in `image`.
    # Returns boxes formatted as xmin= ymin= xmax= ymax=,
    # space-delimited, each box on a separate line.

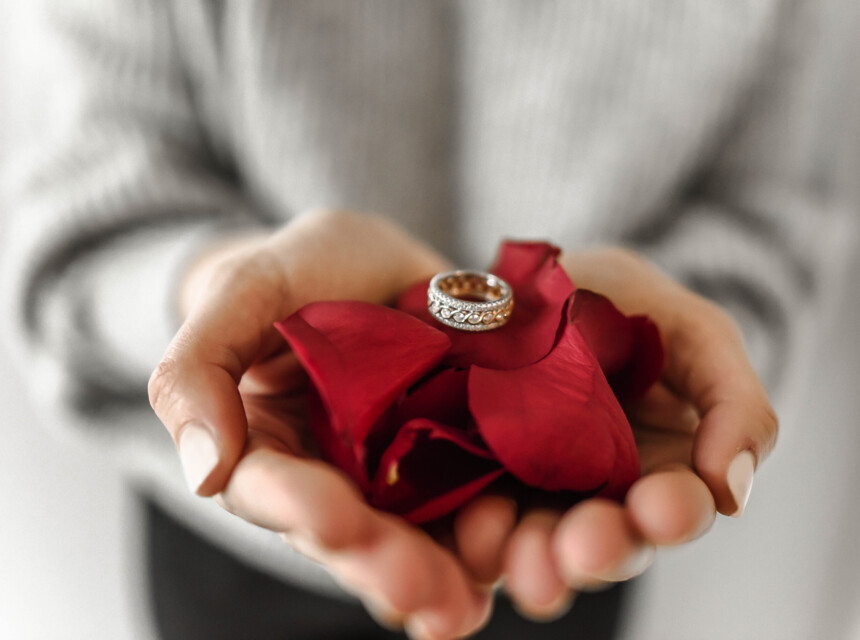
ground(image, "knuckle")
xmin=147 ymin=357 xmax=181 ymax=415
xmin=302 ymin=207 xmax=361 ymax=229
xmin=210 ymin=250 xmax=286 ymax=310
xmin=596 ymin=246 xmax=648 ymax=273
xmin=758 ymin=401 xmax=779 ymax=452
xmin=207 ymin=253 xmax=260 ymax=290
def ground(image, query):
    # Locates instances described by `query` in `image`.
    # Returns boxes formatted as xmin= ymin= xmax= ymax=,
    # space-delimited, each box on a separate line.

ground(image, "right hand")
xmin=148 ymin=210 xmax=492 ymax=639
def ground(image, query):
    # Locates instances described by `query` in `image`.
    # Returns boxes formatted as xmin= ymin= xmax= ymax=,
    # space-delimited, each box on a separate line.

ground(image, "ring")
xmin=427 ymin=270 xmax=514 ymax=332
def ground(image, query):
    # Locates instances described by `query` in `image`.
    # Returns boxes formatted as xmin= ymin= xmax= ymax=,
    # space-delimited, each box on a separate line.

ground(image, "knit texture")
xmin=2 ymin=0 xmax=858 ymax=589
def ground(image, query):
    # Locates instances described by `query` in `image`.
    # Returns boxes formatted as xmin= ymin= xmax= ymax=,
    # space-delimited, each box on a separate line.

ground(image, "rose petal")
xmin=609 ymin=316 xmax=664 ymax=401
xmin=490 ymin=241 xmax=563 ymax=288
xmin=306 ymin=384 xmax=370 ymax=491
xmin=568 ymin=289 xmax=633 ymax=375
xmin=371 ymin=418 xmax=505 ymax=523
xmin=397 ymin=241 xmax=575 ymax=369
xmin=396 ymin=367 xmax=470 ymax=428
xmin=275 ymin=302 xmax=450 ymax=446
xmin=469 ymin=310 xmax=639 ymax=497
xmin=568 ymin=290 xmax=664 ymax=401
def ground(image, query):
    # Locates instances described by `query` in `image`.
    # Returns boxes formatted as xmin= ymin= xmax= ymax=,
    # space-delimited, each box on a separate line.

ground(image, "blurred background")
xmin=0 ymin=4 xmax=142 ymax=639
xmin=1 ymin=3 xmax=859 ymax=639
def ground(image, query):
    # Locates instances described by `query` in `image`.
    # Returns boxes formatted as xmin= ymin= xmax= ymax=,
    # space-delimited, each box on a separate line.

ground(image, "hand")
xmin=449 ymin=247 xmax=778 ymax=619
xmin=148 ymin=210 xmax=492 ymax=639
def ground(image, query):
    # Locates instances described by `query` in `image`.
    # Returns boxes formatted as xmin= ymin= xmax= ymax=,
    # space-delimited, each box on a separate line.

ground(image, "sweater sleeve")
xmin=1 ymin=1 xmax=269 ymax=424
xmin=627 ymin=2 xmax=857 ymax=394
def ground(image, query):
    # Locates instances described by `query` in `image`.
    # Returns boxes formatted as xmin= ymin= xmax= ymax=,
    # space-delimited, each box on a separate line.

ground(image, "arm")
xmin=1 ymin=0 xmax=267 ymax=423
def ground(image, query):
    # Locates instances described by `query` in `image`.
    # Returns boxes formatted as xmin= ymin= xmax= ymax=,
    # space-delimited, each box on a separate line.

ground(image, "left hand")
xmin=449 ymin=247 xmax=778 ymax=620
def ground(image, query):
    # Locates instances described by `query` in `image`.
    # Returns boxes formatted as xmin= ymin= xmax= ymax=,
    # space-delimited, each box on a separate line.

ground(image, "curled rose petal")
xmin=306 ymin=384 xmax=369 ymax=490
xmin=609 ymin=316 xmax=663 ymax=401
xmin=469 ymin=307 xmax=639 ymax=498
xmin=371 ymin=419 xmax=505 ymax=523
xmin=275 ymin=302 xmax=450 ymax=446
xmin=568 ymin=289 xmax=664 ymax=401
xmin=397 ymin=240 xmax=575 ymax=369
xmin=489 ymin=241 xmax=563 ymax=287
xmin=568 ymin=289 xmax=633 ymax=375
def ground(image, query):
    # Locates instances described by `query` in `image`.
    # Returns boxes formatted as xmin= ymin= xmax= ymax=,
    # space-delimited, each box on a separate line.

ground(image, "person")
xmin=2 ymin=1 xmax=857 ymax=639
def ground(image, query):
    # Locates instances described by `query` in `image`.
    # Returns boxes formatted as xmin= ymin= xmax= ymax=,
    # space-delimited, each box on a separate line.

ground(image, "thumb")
xmin=149 ymin=250 xmax=287 ymax=495
xmin=663 ymin=302 xmax=778 ymax=517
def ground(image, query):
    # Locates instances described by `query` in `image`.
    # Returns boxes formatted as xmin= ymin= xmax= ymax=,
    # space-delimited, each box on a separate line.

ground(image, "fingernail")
xmin=477 ymin=578 xmax=503 ymax=594
xmin=178 ymin=423 xmax=219 ymax=493
xmin=513 ymin=591 xmax=574 ymax=622
xmin=728 ymin=450 xmax=756 ymax=518
xmin=604 ymin=544 xmax=656 ymax=582
xmin=362 ymin=595 xmax=404 ymax=631
xmin=405 ymin=614 xmax=453 ymax=640
xmin=404 ymin=618 xmax=434 ymax=640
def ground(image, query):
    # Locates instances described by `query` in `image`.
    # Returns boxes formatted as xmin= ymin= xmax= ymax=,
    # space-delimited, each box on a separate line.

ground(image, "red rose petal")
xmin=609 ymin=316 xmax=664 ymax=401
xmin=469 ymin=313 xmax=639 ymax=497
xmin=568 ymin=289 xmax=633 ymax=375
xmin=397 ymin=241 xmax=575 ymax=369
xmin=371 ymin=419 xmax=504 ymax=523
xmin=306 ymin=384 xmax=370 ymax=491
xmin=568 ymin=289 xmax=663 ymax=401
xmin=275 ymin=302 xmax=450 ymax=446
xmin=396 ymin=367 xmax=470 ymax=428
xmin=490 ymin=241 xmax=562 ymax=288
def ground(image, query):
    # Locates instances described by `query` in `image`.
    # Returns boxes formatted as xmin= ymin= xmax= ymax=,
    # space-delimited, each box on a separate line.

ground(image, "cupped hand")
xmin=451 ymin=247 xmax=778 ymax=619
xmin=148 ymin=210 xmax=492 ymax=639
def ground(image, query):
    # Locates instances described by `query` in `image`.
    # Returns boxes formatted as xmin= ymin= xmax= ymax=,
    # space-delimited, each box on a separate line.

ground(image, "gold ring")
xmin=427 ymin=270 xmax=513 ymax=332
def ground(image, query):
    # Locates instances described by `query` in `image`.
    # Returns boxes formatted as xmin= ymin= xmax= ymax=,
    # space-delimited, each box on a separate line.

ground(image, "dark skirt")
xmin=144 ymin=497 xmax=629 ymax=640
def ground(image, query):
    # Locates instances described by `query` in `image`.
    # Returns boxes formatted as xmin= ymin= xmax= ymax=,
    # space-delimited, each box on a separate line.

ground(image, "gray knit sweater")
xmin=2 ymin=0 xmax=858 ymax=596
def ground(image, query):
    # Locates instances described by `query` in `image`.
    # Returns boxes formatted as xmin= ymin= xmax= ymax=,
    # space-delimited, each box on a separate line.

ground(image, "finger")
xmin=625 ymin=383 xmax=699 ymax=433
xmin=454 ymin=494 xmax=518 ymax=585
xmin=239 ymin=350 xmax=308 ymax=396
xmin=326 ymin=515 xmax=493 ymax=640
xmin=503 ymin=509 xmax=573 ymax=621
xmin=625 ymin=466 xmax=715 ymax=545
xmin=662 ymin=303 xmax=778 ymax=516
xmin=149 ymin=252 xmax=289 ymax=496
xmin=634 ymin=426 xmax=693 ymax=474
xmin=218 ymin=441 xmax=491 ymax=639
xmin=553 ymin=499 xmax=654 ymax=587
xmin=241 ymin=395 xmax=310 ymax=457
xmin=217 ymin=436 xmax=375 ymax=547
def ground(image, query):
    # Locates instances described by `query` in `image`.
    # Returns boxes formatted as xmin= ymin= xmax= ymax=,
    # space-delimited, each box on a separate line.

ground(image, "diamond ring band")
xmin=427 ymin=270 xmax=513 ymax=332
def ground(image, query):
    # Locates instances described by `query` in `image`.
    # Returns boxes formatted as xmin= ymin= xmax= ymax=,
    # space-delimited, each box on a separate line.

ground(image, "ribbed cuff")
xmin=637 ymin=201 xmax=801 ymax=390
xmin=43 ymin=219 xmax=268 ymax=391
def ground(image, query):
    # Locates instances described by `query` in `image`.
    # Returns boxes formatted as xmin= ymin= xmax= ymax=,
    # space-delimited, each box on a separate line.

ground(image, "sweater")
xmin=2 ymin=0 xmax=858 ymax=600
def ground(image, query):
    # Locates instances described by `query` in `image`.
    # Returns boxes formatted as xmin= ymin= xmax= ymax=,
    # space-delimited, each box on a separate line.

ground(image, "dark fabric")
xmin=144 ymin=496 xmax=629 ymax=639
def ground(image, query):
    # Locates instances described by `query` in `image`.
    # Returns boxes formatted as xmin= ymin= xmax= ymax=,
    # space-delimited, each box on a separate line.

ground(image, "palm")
xmin=240 ymin=348 xmax=316 ymax=459
xmin=626 ymin=383 xmax=697 ymax=474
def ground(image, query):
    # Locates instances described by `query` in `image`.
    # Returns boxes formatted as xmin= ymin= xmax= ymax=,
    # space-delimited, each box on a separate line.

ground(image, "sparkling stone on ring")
xmin=427 ymin=270 xmax=514 ymax=332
